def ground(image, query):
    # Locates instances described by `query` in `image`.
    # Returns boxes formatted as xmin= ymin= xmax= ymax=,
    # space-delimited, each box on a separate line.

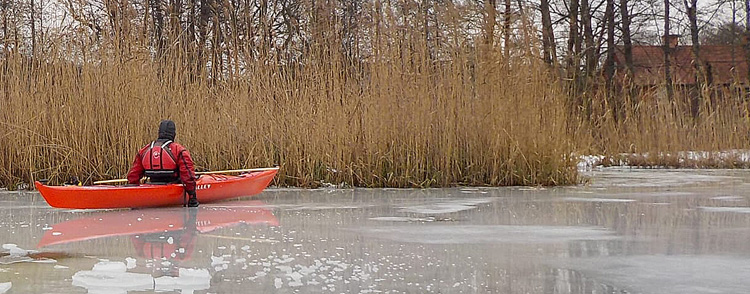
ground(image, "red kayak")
xmin=34 ymin=168 xmax=278 ymax=209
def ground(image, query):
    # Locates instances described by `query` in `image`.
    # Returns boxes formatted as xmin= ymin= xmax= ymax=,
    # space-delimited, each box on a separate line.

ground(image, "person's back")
xmin=127 ymin=120 xmax=199 ymax=207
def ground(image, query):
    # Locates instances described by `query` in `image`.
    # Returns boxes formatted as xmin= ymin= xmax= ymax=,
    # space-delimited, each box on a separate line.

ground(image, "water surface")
xmin=1 ymin=168 xmax=750 ymax=293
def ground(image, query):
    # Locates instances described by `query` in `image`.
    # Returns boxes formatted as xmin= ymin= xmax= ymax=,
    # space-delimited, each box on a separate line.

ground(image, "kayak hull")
xmin=35 ymin=169 xmax=278 ymax=209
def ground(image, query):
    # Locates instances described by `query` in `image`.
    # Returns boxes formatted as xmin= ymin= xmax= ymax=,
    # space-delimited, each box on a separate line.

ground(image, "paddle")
xmin=93 ymin=167 xmax=280 ymax=185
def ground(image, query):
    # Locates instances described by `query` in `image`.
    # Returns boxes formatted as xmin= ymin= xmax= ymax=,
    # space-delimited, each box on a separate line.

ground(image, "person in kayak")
xmin=127 ymin=120 xmax=199 ymax=207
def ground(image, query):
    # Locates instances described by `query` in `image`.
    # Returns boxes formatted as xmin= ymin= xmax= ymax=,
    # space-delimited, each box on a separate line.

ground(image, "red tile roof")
xmin=614 ymin=45 xmax=748 ymax=85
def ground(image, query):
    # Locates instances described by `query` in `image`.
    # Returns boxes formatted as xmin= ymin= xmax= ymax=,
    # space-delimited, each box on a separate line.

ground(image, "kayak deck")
xmin=35 ymin=169 xmax=278 ymax=209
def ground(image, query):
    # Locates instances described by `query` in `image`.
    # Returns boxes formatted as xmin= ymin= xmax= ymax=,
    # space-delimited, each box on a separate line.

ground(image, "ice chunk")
xmin=92 ymin=261 xmax=126 ymax=272
xmin=211 ymin=256 xmax=228 ymax=266
xmin=72 ymin=270 xmax=153 ymax=293
xmin=274 ymin=278 xmax=283 ymax=289
xmin=125 ymin=258 xmax=137 ymax=269
xmin=8 ymin=247 xmax=27 ymax=257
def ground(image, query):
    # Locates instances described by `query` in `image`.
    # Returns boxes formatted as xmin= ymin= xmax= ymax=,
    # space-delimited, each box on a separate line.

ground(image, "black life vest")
xmin=142 ymin=140 xmax=178 ymax=182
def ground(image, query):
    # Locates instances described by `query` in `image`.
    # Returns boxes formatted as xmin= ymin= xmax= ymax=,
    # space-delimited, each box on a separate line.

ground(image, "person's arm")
xmin=177 ymin=148 xmax=197 ymax=193
xmin=126 ymin=150 xmax=145 ymax=184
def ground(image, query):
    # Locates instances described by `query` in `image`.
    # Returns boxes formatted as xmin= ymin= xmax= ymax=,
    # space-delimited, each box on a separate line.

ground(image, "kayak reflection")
xmin=38 ymin=201 xmax=279 ymax=293
xmin=39 ymin=200 xmax=279 ymax=248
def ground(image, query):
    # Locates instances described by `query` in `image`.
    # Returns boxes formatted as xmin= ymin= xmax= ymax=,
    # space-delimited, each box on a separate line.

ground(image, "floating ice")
xmin=699 ymin=207 xmax=750 ymax=214
xmin=8 ymin=246 xmax=27 ymax=257
xmin=125 ymin=258 xmax=136 ymax=269
xmin=92 ymin=261 xmax=126 ymax=272
xmin=73 ymin=269 xmax=153 ymax=292
xmin=356 ymin=225 xmax=617 ymax=244
xmin=274 ymin=277 xmax=283 ymax=288
xmin=710 ymin=196 xmax=743 ymax=201
xmin=276 ymin=265 xmax=292 ymax=274
xmin=399 ymin=198 xmax=493 ymax=214
xmin=369 ymin=216 xmax=434 ymax=222
xmin=211 ymin=256 xmax=229 ymax=266
xmin=0 ymin=282 xmax=10 ymax=293
xmin=563 ymin=197 xmax=636 ymax=203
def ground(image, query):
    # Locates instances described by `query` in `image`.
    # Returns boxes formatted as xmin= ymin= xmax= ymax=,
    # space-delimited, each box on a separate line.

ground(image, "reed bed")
xmin=0 ymin=39 xmax=578 ymax=187
xmin=577 ymin=87 xmax=750 ymax=168
xmin=1 ymin=4 xmax=749 ymax=188
xmin=3 ymin=47 xmax=750 ymax=188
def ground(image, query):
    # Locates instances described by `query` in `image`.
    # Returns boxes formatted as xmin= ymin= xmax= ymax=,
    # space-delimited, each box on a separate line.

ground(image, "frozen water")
xmin=3 ymin=168 xmax=750 ymax=292
xmin=558 ymin=255 xmax=750 ymax=294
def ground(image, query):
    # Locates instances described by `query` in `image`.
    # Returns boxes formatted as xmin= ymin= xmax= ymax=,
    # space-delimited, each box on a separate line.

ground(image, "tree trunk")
xmin=567 ymin=0 xmax=580 ymax=79
xmin=423 ymin=0 xmax=431 ymax=58
xmin=484 ymin=0 xmax=496 ymax=48
xmin=684 ymin=0 xmax=703 ymax=116
xmin=30 ymin=0 xmax=36 ymax=56
xmin=581 ymin=0 xmax=595 ymax=77
xmin=169 ymin=0 xmax=183 ymax=50
xmin=620 ymin=0 xmax=633 ymax=78
xmin=504 ymin=0 xmax=511 ymax=59
xmin=604 ymin=0 xmax=615 ymax=88
xmin=664 ymin=0 xmax=674 ymax=100
xmin=199 ymin=0 xmax=212 ymax=73
xmin=1 ymin=0 xmax=7 ymax=58
xmin=604 ymin=0 xmax=617 ymax=119
xmin=150 ymin=0 xmax=165 ymax=59
xmin=745 ymin=0 xmax=750 ymax=84
xmin=540 ymin=0 xmax=556 ymax=65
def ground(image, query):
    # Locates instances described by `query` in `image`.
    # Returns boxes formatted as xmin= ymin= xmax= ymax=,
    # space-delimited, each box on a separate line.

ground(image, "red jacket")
xmin=127 ymin=142 xmax=197 ymax=193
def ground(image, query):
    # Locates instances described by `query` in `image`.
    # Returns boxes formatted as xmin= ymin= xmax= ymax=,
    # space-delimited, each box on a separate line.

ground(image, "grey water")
xmin=2 ymin=168 xmax=750 ymax=293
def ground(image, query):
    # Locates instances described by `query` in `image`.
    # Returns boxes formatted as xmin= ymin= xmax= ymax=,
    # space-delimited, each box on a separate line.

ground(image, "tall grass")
xmin=578 ymin=87 xmax=750 ymax=167
xmin=0 ymin=35 xmax=578 ymax=187
xmin=2 ymin=2 xmax=749 ymax=188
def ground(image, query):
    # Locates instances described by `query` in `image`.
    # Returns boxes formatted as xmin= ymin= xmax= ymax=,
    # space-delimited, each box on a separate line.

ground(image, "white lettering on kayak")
xmin=196 ymin=184 xmax=212 ymax=190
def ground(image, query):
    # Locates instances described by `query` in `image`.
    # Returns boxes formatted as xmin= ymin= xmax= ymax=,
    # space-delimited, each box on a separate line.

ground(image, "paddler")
xmin=127 ymin=120 xmax=199 ymax=207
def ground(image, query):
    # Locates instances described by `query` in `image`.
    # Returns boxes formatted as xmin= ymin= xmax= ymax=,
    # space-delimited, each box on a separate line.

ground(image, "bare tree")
xmin=483 ymin=0 xmax=497 ymax=48
xmin=684 ymin=0 xmax=705 ymax=105
xmin=620 ymin=0 xmax=633 ymax=78
xmin=581 ymin=0 xmax=595 ymax=77
xmin=504 ymin=0 xmax=511 ymax=58
xmin=745 ymin=0 xmax=750 ymax=83
xmin=604 ymin=0 xmax=615 ymax=88
xmin=568 ymin=0 xmax=581 ymax=79
xmin=664 ymin=0 xmax=674 ymax=100
xmin=540 ymin=0 xmax=556 ymax=65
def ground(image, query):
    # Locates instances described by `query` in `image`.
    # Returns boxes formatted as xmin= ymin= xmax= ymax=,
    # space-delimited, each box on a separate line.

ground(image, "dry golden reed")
xmin=0 ymin=38 xmax=578 ymax=188
xmin=2 ymin=4 xmax=749 ymax=188
xmin=577 ymin=86 xmax=750 ymax=168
